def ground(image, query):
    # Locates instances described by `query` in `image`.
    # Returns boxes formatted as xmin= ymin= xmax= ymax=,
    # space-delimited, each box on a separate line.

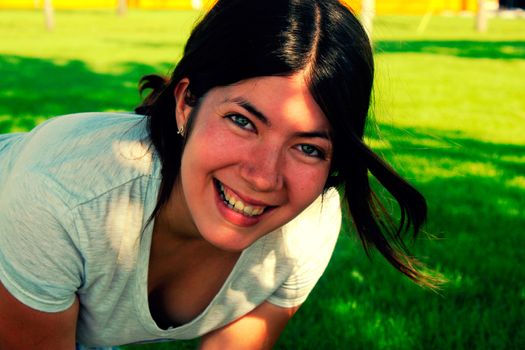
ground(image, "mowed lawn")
xmin=1 ymin=9 xmax=524 ymax=350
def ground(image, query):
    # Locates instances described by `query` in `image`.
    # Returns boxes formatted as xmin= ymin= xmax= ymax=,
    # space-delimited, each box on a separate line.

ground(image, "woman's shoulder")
xmin=3 ymin=112 xmax=160 ymax=207
xmin=281 ymin=188 xmax=342 ymax=256
xmin=27 ymin=112 xmax=147 ymax=147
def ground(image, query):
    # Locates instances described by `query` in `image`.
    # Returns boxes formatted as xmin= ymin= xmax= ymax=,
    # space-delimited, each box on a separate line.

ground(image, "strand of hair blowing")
xmin=350 ymin=139 xmax=440 ymax=287
xmin=306 ymin=2 xmax=442 ymax=288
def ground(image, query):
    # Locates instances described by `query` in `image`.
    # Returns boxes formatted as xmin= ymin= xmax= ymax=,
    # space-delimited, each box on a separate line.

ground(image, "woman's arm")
xmin=199 ymin=301 xmax=299 ymax=350
xmin=0 ymin=280 xmax=78 ymax=349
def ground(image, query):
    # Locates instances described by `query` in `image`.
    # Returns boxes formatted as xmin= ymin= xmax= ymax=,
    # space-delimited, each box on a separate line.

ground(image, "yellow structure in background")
xmin=0 ymin=0 xmax=497 ymax=13
xmin=0 ymin=0 xmax=216 ymax=10
xmin=341 ymin=0 xmax=485 ymax=14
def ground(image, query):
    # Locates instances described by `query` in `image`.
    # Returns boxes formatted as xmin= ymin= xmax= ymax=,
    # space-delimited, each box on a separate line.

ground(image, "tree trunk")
xmin=361 ymin=0 xmax=375 ymax=37
xmin=476 ymin=0 xmax=488 ymax=32
xmin=117 ymin=0 xmax=127 ymax=16
xmin=44 ymin=0 xmax=54 ymax=31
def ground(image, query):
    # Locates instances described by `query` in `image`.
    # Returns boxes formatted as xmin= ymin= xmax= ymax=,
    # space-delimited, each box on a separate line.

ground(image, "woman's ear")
xmin=174 ymin=78 xmax=192 ymax=131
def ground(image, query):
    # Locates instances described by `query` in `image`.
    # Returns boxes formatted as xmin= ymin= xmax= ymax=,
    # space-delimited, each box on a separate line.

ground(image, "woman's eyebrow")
xmin=294 ymin=131 xmax=331 ymax=141
xmin=226 ymin=97 xmax=331 ymax=141
xmin=227 ymin=97 xmax=271 ymax=126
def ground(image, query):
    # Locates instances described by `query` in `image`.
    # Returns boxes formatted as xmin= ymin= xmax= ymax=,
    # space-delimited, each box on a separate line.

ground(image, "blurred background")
xmin=0 ymin=0 xmax=524 ymax=349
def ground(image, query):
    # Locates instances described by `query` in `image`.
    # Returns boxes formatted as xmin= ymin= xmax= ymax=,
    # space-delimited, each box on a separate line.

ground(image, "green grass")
xmin=1 ymin=10 xmax=524 ymax=350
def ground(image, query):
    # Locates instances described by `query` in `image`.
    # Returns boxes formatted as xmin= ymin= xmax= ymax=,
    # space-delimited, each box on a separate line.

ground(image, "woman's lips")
xmin=213 ymin=179 xmax=276 ymax=227
xmin=216 ymin=181 xmax=266 ymax=217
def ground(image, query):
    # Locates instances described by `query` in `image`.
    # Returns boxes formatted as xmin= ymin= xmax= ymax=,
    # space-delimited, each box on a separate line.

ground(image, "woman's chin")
xmin=202 ymin=233 xmax=253 ymax=252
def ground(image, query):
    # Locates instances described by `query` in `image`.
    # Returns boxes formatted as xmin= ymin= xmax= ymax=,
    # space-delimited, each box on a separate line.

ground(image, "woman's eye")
xmin=297 ymin=144 xmax=325 ymax=159
xmin=227 ymin=114 xmax=255 ymax=131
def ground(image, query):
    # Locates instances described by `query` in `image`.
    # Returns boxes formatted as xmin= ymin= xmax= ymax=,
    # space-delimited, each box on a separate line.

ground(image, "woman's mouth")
xmin=214 ymin=180 xmax=268 ymax=218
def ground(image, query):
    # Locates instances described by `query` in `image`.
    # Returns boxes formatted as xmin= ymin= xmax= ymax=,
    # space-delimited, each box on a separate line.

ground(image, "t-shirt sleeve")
xmin=0 ymin=172 xmax=83 ymax=312
xmin=267 ymin=188 xmax=341 ymax=308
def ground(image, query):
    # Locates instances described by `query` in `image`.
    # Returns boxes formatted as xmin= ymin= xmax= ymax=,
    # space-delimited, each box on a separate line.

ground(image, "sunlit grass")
xmin=0 ymin=9 xmax=524 ymax=350
xmin=0 ymin=9 xmax=200 ymax=72
xmin=375 ymin=53 xmax=525 ymax=144
xmin=374 ymin=15 xmax=525 ymax=41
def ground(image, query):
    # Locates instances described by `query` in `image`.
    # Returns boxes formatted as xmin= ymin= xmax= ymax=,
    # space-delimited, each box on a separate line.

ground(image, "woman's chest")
xmin=147 ymin=239 xmax=240 ymax=329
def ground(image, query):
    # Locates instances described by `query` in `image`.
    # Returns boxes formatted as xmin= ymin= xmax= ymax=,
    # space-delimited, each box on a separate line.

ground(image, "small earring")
xmin=177 ymin=125 xmax=185 ymax=137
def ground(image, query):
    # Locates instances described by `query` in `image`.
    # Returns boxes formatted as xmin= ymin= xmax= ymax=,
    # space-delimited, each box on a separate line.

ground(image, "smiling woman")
xmin=0 ymin=0 xmax=438 ymax=349
xmin=165 ymin=75 xmax=333 ymax=252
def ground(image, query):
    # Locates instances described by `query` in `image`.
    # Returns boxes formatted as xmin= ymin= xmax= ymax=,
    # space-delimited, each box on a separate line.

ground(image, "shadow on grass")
xmin=277 ymin=125 xmax=524 ymax=349
xmin=379 ymin=124 xmax=525 ymax=180
xmin=375 ymin=40 xmax=525 ymax=59
xmin=0 ymin=55 xmax=171 ymax=133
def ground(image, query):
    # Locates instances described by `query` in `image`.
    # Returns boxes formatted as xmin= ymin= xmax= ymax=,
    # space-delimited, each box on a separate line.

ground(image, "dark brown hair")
xmin=136 ymin=0 xmax=441 ymax=288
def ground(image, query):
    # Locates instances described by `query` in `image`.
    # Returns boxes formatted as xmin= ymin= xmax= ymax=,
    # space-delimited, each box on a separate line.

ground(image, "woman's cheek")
xmin=290 ymin=164 xmax=329 ymax=200
xmin=190 ymin=125 xmax=233 ymax=160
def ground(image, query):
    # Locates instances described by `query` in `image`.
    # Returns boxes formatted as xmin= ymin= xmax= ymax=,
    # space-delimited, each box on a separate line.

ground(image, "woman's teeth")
xmin=218 ymin=182 xmax=265 ymax=217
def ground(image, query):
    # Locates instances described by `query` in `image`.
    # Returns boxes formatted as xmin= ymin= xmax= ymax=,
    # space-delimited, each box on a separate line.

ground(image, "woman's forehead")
xmin=206 ymin=75 xmax=330 ymax=130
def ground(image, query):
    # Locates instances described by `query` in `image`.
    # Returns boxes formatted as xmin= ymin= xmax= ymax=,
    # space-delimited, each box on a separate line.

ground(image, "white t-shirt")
xmin=0 ymin=113 xmax=341 ymax=348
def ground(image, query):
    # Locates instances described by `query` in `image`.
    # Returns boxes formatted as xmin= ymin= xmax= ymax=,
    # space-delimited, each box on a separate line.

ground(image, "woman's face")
xmin=172 ymin=74 xmax=333 ymax=251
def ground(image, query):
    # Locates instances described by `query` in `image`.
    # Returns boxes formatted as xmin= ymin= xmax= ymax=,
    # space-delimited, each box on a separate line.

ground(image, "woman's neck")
xmin=155 ymin=180 xmax=201 ymax=241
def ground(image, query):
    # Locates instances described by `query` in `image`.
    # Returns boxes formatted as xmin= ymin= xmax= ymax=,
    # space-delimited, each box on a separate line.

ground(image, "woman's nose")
xmin=240 ymin=145 xmax=284 ymax=192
